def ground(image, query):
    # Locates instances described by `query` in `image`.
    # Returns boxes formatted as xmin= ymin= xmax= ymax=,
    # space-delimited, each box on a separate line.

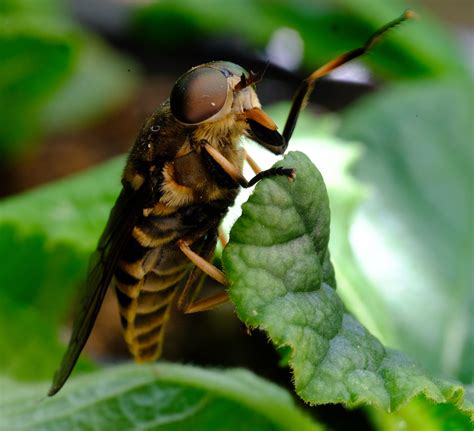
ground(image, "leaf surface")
xmin=0 ymin=363 xmax=320 ymax=431
xmin=223 ymin=151 xmax=472 ymax=417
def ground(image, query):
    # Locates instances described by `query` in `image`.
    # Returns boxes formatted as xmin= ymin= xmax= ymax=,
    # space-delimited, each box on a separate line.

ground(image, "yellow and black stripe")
xmin=113 ymin=210 xmax=190 ymax=362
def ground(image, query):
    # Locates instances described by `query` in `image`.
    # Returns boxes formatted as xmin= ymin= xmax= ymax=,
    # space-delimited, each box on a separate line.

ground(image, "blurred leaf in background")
xmin=0 ymin=157 xmax=123 ymax=379
xmin=338 ymin=79 xmax=474 ymax=384
xmin=0 ymin=0 xmax=138 ymax=157
xmin=131 ymin=0 xmax=469 ymax=79
xmin=370 ymin=395 xmax=474 ymax=431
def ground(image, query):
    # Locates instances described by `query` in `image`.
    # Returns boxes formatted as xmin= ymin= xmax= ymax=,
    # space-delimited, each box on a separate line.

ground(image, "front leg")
xmin=244 ymin=150 xmax=262 ymax=175
xmin=201 ymin=141 xmax=295 ymax=188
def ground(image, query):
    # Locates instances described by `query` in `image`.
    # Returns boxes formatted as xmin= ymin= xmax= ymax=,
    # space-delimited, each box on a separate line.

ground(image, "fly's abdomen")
xmin=114 ymin=212 xmax=189 ymax=362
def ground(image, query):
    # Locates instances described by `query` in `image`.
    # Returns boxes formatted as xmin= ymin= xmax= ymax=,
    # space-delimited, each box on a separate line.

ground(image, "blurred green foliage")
xmin=132 ymin=0 xmax=469 ymax=79
xmin=0 ymin=0 xmax=137 ymax=156
xmin=0 ymin=156 xmax=122 ymax=379
xmin=369 ymin=396 xmax=474 ymax=431
xmin=339 ymin=79 xmax=474 ymax=383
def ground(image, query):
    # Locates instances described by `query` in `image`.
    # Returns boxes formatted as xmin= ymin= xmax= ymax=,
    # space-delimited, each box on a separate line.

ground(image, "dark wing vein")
xmin=48 ymin=186 xmax=145 ymax=396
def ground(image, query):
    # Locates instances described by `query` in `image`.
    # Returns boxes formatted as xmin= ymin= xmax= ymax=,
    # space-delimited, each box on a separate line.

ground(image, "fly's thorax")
xmin=159 ymin=151 xmax=241 ymax=207
xmin=155 ymin=115 xmax=244 ymax=207
xmin=131 ymin=102 xmax=190 ymax=158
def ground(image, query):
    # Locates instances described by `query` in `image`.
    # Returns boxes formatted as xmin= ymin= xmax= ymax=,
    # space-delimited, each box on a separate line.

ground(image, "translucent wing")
xmin=48 ymin=186 xmax=145 ymax=396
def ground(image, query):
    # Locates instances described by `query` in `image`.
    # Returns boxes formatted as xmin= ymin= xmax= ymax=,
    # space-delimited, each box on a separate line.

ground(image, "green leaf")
xmin=0 ymin=0 xmax=65 ymax=16
xmin=39 ymin=35 xmax=139 ymax=134
xmin=0 ymin=17 xmax=77 ymax=153
xmin=338 ymin=79 xmax=474 ymax=383
xmin=222 ymin=151 xmax=471 ymax=416
xmin=227 ymin=110 xmax=398 ymax=346
xmin=0 ymin=4 xmax=138 ymax=156
xmin=0 ymin=157 xmax=123 ymax=379
xmin=369 ymin=396 xmax=474 ymax=431
xmin=333 ymin=0 xmax=469 ymax=78
xmin=0 ymin=363 xmax=321 ymax=431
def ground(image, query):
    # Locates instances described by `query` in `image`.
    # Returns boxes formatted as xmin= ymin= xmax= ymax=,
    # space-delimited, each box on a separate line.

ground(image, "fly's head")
xmin=169 ymin=61 xmax=285 ymax=153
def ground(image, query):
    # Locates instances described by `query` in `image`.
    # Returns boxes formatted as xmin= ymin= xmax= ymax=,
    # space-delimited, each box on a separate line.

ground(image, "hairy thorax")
xmin=159 ymin=114 xmax=246 ymax=207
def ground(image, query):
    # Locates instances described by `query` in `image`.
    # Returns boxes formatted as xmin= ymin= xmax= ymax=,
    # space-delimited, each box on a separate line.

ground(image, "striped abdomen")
xmin=114 ymin=212 xmax=191 ymax=362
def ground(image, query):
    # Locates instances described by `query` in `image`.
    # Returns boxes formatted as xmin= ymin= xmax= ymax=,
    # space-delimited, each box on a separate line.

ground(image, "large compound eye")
xmin=170 ymin=66 xmax=228 ymax=124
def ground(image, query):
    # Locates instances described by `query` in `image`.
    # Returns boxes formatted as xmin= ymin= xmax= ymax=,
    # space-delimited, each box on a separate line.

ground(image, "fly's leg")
xmin=202 ymin=142 xmax=295 ymax=188
xmin=177 ymin=239 xmax=229 ymax=314
xmin=178 ymin=239 xmax=226 ymax=285
xmin=244 ymin=150 xmax=262 ymax=175
xmin=218 ymin=227 xmax=228 ymax=248
xmin=178 ymin=151 xmax=262 ymax=313
xmin=179 ymin=289 xmax=229 ymax=314
xmin=176 ymin=145 xmax=290 ymax=315
xmin=176 ymin=144 xmax=290 ymax=311
xmin=247 ymin=167 xmax=296 ymax=187
xmin=281 ymin=10 xmax=415 ymax=145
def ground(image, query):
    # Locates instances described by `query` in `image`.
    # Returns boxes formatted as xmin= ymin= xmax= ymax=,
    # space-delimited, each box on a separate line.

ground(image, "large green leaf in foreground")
xmin=0 ymin=363 xmax=320 ymax=431
xmin=222 ymin=151 xmax=472 ymax=417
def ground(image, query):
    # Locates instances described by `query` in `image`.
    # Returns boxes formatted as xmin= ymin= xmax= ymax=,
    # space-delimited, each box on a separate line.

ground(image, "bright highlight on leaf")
xmin=223 ymin=151 xmax=472 ymax=417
